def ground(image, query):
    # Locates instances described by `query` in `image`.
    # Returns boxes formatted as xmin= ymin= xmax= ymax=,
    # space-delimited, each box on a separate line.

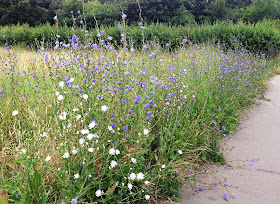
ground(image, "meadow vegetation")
xmin=0 ymin=21 xmax=277 ymax=203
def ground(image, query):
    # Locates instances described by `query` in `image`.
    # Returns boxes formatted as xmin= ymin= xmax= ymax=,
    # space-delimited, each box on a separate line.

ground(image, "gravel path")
xmin=173 ymin=75 xmax=280 ymax=204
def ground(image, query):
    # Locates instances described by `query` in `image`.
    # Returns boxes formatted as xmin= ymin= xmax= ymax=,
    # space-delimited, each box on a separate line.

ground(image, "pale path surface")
xmin=172 ymin=75 xmax=280 ymax=204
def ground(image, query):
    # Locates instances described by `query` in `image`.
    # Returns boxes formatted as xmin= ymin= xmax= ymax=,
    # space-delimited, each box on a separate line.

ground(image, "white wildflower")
xmin=62 ymin=152 xmax=70 ymax=158
xmin=74 ymin=173 xmax=80 ymax=179
xmin=162 ymin=164 xmax=166 ymax=168
xmin=95 ymin=189 xmax=102 ymax=197
xmin=88 ymin=148 xmax=94 ymax=152
xmin=145 ymin=195 xmax=150 ymax=200
xmin=143 ymin=129 xmax=149 ymax=135
xmin=115 ymin=149 xmax=120 ymax=155
xmin=109 ymin=148 xmax=116 ymax=155
xmin=73 ymin=108 xmax=78 ymax=112
xmin=45 ymin=156 xmax=51 ymax=161
xmin=69 ymin=77 xmax=75 ymax=83
xmin=101 ymin=105 xmax=108 ymax=112
xmin=178 ymin=150 xmax=183 ymax=155
xmin=131 ymin=158 xmax=137 ymax=163
xmin=55 ymin=91 xmax=60 ymax=96
xmin=79 ymin=138 xmax=85 ymax=145
xmin=87 ymin=133 xmax=94 ymax=140
xmin=108 ymin=126 xmax=113 ymax=131
xmin=88 ymin=121 xmax=96 ymax=129
xmin=40 ymin=132 xmax=47 ymax=137
xmin=59 ymin=112 xmax=67 ymax=120
xmin=81 ymin=129 xmax=89 ymax=135
xmin=12 ymin=110 xmax=19 ymax=116
xmin=110 ymin=160 xmax=118 ymax=168
xmin=59 ymin=81 xmax=64 ymax=88
xmin=144 ymin=181 xmax=150 ymax=185
xmin=82 ymin=94 xmax=88 ymax=100
xmin=76 ymin=115 xmax=81 ymax=120
xmin=72 ymin=149 xmax=78 ymax=154
xmin=21 ymin=149 xmax=26 ymax=154
xmin=128 ymin=183 xmax=133 ymax=190
xmin=137 ymin=172 xmax=145 ymax=180
xmin=57 ymin=95 xmax=64 ymax=101
xmin=129 ymin=173 xmax=136 ymax=180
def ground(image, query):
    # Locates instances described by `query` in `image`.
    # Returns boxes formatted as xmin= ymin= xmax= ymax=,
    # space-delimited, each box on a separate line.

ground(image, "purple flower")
xmin=72 ymin=35 xmax=78 ymax=43
xmin=143 ymin=44 xmax=148 ymax=50
xmin=71 ymin=196 xmax=79 ymax=204
xmin=223 ymin=193 xmax=228 ymax=200
xmin=122 ymin=14 xmax=127 ymax=19
xmin=129 ymin=110 xmax=133 ymax=114
xmin=250 ymin=159 xmax=254 ymax=166
xmin=123 ymin=126 xmax=128 ymax=131
xmin=118 ymin=24 xmax=123 ymax=30
xmin=111 ymin=114 xmax=115 ymax=118
xmin=112 ymin=123 xmax=116 ymax=128
xmin=147 ymin=111 xmax=152 ymax=115
xmin=122 ymin=100 xmax=127 ymax=104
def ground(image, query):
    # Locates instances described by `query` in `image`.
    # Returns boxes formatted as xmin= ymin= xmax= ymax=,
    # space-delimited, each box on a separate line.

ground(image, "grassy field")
xmin=0 ymin=35 xmax=276 ymax=203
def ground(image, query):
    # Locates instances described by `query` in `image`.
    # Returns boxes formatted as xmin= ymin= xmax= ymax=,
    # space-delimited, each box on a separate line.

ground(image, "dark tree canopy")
xmin=0 ymin=0 xmax=279 ymax=27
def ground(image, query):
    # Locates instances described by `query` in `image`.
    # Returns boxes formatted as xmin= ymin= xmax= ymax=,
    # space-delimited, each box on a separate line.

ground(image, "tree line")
xmin=0 ymin=0 xmax=279 ymax=27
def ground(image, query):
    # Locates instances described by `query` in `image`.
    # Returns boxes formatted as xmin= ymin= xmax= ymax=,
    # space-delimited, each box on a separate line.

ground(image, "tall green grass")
xmin=0 ymin=35 xmax=275 ymax=202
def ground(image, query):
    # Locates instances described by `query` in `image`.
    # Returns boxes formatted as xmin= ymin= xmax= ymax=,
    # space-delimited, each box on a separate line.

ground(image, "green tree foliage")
xmin=56 ymin=0 xmax=84 ymax=26
xmin=0 ymin=0 xmax=280 ymax=27
xmin=206 ymin=0 xmax=229 ymax=22
xmin=0 ymin=0 xmax=51 ymax=26
xmin=84 ymin=0 xmax=121 ymax=27
xmin=244 ymin=0 xmax=279 ymax=22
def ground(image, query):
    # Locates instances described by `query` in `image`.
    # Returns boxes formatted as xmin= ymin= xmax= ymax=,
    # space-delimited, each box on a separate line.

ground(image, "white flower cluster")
xmin=109 ymin=148 xmax=120 ymax=155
